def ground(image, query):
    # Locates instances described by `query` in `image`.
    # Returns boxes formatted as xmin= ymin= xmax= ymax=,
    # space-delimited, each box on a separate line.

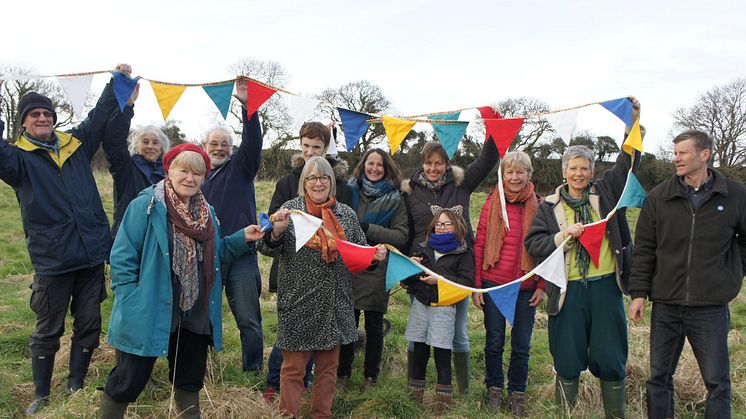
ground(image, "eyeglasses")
xmin=435 ymin=222 xmax=453 ymax=228
xmin=28 ymin=111 xmax=54 ymax=119
xmin=207 ymin=141 xmax=231 ymax=150
xmin=305 ymin=175 xmax=331 ymax=185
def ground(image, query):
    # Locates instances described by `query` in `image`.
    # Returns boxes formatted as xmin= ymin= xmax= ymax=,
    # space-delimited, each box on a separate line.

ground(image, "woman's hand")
xmin=419 ymin=275 xmax=438 ymax=285
xmin=410 ymin=256 xmax=423 ymax=264
xmin=472 ymin=292 xmax=485 ymax=310
xmin=528 ymin=288 xmax=545 ymax=307
xmin=233 ymin=77 xmax=249 ymax=107
xmin=373 ymin=244 xmax=387 ymax=262
xmin=271 ymin=209 xmax=291 ymax=240
xmin=114 ymin=63 xmax=132 ymax=76
xmin=564 ymin=223 xmax=584 ymax=239
xmin=629 ymin=96 xmax=641 ymax=121
xmin=244 ymin=225 xmax=265 ymax=242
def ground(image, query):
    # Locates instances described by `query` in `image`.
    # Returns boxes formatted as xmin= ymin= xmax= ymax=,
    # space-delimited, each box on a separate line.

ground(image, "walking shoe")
xmin=488 ymin=386 xmax=503 ymax=411
xmin=408 ymin=378 xmax=425 ymax=404
xmin=433 ymin=384 xmax=453 ymax=414
xmin=262 ymin=386 xmax=277 ymax=403
xmin=508 ymin=391 xmax=526 ymax=417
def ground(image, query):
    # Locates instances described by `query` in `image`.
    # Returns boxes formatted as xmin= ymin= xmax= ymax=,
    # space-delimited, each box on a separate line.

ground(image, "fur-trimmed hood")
xmin=290 ymin=153 xmax=349 ymax=181
xmin=400 ymin=165 xmax=464 ymax=194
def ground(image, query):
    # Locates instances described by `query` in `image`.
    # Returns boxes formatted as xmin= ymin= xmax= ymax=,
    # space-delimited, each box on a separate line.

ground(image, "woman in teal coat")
xmin=99 ymin=144 xmax=264 ymax=418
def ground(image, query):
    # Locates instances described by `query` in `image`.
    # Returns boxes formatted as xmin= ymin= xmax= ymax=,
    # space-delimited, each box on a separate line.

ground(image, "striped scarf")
xmin=559 ymin=185 xmax=594 ymax=279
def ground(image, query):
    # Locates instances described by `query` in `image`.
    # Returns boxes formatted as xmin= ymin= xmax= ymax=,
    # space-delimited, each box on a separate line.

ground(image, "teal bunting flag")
xmin=203 ymin=82 xmax=235 ymax=119
xmin=338 ymin=108 xmax=371 ymax=151
xmin=432 ymin=122 xmax=468 ymax=159
xmin=486 ymin=281 xmax=521 ymax=327
xmin=616 ymin=172 xmax=647 ymax=209
xmin=600 ymin=98 xmax=634 ymax=127
xmin=112 ymin=72 xmax=140 ymax=111
xmin=429 ymin=112 xmax=461 ymax=121
xmin=385 ymin=251 xmax=424 ymax=291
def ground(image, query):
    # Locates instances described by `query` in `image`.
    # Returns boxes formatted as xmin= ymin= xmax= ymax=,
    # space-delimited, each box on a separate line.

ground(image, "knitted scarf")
xmin=560 ymin=185 xmax=594 ymax=279
xmin=428 ymin=232 xmax=460 ymax=254
xmin=349 ymin=176 xmax=400 ymax=227
xmin=417 ymin=171 xmax=448 ymax=192
xmin=164 ymin=179 xmax=215 ymax=310
xmin=482 ymin=181 xmax=539 ymax=271
xmin=304 ymin=194 xmax=347 ymax=263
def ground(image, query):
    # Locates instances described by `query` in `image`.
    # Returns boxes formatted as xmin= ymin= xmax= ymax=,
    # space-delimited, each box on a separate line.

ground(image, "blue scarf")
xmin=428 ymin=233 xmax=459 ymax=254
xmin=133 ymin=154 xmax=166 ymax=184
xmin=348 ymin=176 xmax=400 ymax=227
xmin=23 ymin=131 xmax=59 ymax=154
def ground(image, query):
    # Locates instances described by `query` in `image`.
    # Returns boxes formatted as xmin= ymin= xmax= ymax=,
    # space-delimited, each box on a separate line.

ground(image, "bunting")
xmin=578 ymin=221 xmax=607 ymax=268
xmin=150 ymin=82 xmax=187 ymax=120
xmin=336 ymin=239 xmax=377 ymax=274
xmin=430 ymin=112 xmax=467 ymax=159
xmin=616 ymin=172 xmax=647 ymax=209
xmin=112 ymin=72 xmax=140 ymax=111
xmin=534 ymin=244 xmax=567 ymax=293
xmin=487 ymin=281 xmax=522 ymax=326
xmin=289 ymin=211 xmax=322 ymax=252
xmin=543 ymin=109 xmax=579 ymax=144
xmin=259 ymin=213 xmax=273 ymax=233
xmin=483 ymin=117 xmax=525 ymax=156
xmin=385 ymin=251 xmax=424 ymax=291
xmin=338 ymin=108 xmax=371 ymax=151
xmin=284 ymin=93 xmax=320 ymax=133
xmin=600 ymin=98 xmax=634 ymax=127
xmin=382 ymin=116 xmax=417 ymax=155
xmin=434 ymin=279 xmax=472 ymax=306
xmin=202 ymin=82 xmax=234 ymax=119
xmin=245 ymin=80 xmax=277 ymax=118
xmin=622 ymin=118 xmax=644 ymax=155
xmin=57 ymin=75 xmax=93 ymax=120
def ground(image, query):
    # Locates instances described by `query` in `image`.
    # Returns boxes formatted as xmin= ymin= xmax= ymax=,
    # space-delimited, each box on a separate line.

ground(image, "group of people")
xmin=0 ymin=63 xmax=744 ymax=419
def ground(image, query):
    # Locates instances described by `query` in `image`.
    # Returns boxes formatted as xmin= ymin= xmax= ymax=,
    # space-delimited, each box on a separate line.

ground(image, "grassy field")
xmin=0 ymin=176 xmax=744 ymax=418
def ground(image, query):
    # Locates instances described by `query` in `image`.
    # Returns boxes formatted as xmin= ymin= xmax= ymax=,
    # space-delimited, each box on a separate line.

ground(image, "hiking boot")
xmin=364 ymin=376 xmax=378 ymax=389
xmin=433 ymin=384 xmax=453 ymax=414
xmin=336 ymin=376 xmax=350 ymax=392
xmin=487 ymin=386 xmax=503 ymax=411
xmin=508 ymin=391 xmax=526 ymax=417
xmin=262 ymin=386 xmax=277 ymax=403
xmin=408 ymin=378 xmax=425 ymax=404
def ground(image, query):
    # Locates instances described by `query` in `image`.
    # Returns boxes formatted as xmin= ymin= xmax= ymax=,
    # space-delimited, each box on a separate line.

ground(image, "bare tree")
xmin=228 ymin=58 xmax=294 ymax=145
xmin=1 ymin=64 xmax=73 ymax=142
xmin=673 ymin=79 xmax=746 ymax=168
xmin=316 ymin=80 xmax=392 ymax=160
xmin=496 ymin=97 xmax=552 ymax=152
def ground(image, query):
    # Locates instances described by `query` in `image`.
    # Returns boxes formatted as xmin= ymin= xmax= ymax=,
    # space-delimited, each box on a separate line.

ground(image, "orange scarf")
xmin=482 ymin=181 xmax=539 ymax=272
xmin=304 ymin=194 xmax=347 ymax=263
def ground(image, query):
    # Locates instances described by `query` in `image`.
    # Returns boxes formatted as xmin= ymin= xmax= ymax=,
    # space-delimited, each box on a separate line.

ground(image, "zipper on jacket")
xmin=685 ymin=203 xmax=696 ymax=305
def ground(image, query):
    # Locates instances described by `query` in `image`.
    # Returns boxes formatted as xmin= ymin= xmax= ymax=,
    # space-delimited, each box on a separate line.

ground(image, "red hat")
xmin=163 ymin=143 xmax=212 ymax=177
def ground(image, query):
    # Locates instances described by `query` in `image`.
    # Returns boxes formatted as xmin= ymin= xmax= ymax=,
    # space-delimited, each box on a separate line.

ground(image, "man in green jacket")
xmin=629 ymin=129 xmax=746 ymax=419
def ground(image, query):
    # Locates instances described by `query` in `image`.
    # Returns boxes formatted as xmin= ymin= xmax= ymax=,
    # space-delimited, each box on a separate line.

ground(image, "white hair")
xmin=128 ymin=126 xmax=170 ymax=156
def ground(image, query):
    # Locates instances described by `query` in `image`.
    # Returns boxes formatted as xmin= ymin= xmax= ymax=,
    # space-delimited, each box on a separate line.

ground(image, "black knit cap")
xmin=18 ymin=92 xmax=57 ymax=125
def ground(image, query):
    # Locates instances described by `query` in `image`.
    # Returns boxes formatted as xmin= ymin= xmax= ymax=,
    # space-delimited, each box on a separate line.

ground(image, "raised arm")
xmin=0 ymin=119 xmax=26 ymax=186
xmin=232 ymin=78 xmax=263 ymax=179
xmin=462 ymin=134 xmax=500 ymax=193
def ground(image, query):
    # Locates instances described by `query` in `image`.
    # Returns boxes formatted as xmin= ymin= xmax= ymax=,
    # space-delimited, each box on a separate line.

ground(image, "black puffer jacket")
xmin=402 ymin=241 xmax=474 ymax=306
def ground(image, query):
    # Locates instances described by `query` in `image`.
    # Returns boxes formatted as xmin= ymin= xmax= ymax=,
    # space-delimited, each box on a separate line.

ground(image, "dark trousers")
xmin=104 ymin=328 xmax=209 ymax=403
xmin=338 ymin=309 xmax=384 ymax=379
xmin=548 ymin=276 xmax=627 ymax=381
xmin=266 ymin=344 xmax=313 ymax=390
xmin=412 ymin=342 xmax=451 ymax=385
xmin=223 ymin=252 xmax=264 ymax=372
xmin=484 ymin=289 xmax=536 ymax=392
xmin=646 ymin=303 xmax=731 ymax=419
xmin=29 ymin=264 xmax=106 ymax=356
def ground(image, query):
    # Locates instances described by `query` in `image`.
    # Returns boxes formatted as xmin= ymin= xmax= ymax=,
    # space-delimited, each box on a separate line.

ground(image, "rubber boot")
xmin=25 ymin=354 xmax=55 ymax=415
xmin=408 ymin=378 xmax=425 ymax=405
xmin=555 ymin=376 xmax=579 ymax=415
xmin=67 ymin=345 xmax=94 ymax=394
xmin=173 ymin=388 xmax=201 ymax=419
xmin=406 ymin=350 xmax=415 ymax=382
xmin=433 ymin=384 xmax=453 ymax=414
xmin=452 ymin=351 xmax=470 ymax=394
xmin=601 ymin=379 xmax=626 ymax=419
xmin=98 ymin=392 xmax=128 ymax=419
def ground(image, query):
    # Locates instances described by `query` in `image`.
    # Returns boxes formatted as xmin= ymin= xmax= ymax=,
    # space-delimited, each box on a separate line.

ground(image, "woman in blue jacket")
xmin=99 ymin=144 xmax=264 ymax=418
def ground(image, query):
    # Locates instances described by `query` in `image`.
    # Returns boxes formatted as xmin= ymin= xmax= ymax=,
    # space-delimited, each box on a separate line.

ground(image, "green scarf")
xmin=560 ymin=185 xmax=594 ymax=279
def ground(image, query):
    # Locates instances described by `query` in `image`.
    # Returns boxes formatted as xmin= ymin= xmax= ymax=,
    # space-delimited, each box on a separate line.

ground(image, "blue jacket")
xmin=0 ymin=81 xmax=122 ymax=275
xmin=201 ymin=110 xmax=262 ymax=241
xmin=107 ymin=183 xmax=251 ymax=357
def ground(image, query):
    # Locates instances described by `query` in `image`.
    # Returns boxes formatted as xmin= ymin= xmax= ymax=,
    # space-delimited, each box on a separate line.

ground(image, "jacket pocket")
xmin=26 ymin=220 xmax=71 ymax=267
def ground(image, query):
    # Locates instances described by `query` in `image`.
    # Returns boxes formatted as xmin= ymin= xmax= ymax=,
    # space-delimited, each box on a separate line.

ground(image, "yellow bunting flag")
xmin=382 ymin=116 xmax=416 ymax=155
xmin=150 ymin=82 xmax=187 ymax=120
xmin=433 ymin=279 xmax=472 ymax=307
xmin=622 ymin=119 xmax=643 ymax=155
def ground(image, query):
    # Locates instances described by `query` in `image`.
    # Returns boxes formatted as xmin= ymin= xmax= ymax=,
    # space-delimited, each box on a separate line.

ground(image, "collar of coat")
xmin=14 ymin=130 xmax=81 ymax=169
xmin=661 ymin=168 xmax=729 ymax=200
xmin=290 ymin=153 xmax=349 ymax=181
xmin=400 ymin=166 xmax=465 ymax=194
xmin=543 ymin=183 xmax=602 ymax=226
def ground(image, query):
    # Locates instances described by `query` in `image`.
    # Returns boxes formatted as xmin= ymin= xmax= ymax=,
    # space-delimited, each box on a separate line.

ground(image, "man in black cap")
xmin=0 ymin=64 xmax=136 ymax=414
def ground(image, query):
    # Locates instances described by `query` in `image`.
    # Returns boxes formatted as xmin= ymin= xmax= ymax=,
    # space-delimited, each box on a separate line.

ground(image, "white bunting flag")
xmin=284 ymin=93 xmax=320 ymax=133
xmin=58 ymin=75 xmax=94 ymax=120
xmin=533 ymin=244 xmax=567 ymax=293
xmin=290 ymin=211 xmax=323 ymax=252
xmin=543 ymin=109 xmax=579 ymax=144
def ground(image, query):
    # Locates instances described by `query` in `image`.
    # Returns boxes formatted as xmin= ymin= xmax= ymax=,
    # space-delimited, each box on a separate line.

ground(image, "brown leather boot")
xmin=508 ymin=391 xmax=526 ymax=417
xmin=488 ymin=386 xmax=503 ymax=411
xmin=433 ymin=384 xmax=453 ymax=414
xmin=408 ymin=378 xmax=425 ymax=404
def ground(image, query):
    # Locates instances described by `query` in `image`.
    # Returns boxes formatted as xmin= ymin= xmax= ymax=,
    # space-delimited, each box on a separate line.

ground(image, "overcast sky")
xmin=2 ymin=0 xmax=745 ymax=155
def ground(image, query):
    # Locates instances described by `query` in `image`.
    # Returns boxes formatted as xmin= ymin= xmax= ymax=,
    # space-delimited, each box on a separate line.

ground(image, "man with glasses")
xmin=200 ymin=78 xmax=265 ymax=374
xmin=0 ymin=65 xmax=132 ymax=414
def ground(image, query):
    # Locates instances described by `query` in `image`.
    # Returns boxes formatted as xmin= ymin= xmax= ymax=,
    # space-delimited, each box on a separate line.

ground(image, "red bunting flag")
xmin=483 ymin=117 xmax=525 ymax=157
xmin=478 ymin=106 xmax=502 ymax=120
xmin=577 ymin=221 xmax=607 ymax=268
xmin=245 ymin=80 xmax=277 ymax=118
xmin=336 ymin=239 xmax=377 ymax=274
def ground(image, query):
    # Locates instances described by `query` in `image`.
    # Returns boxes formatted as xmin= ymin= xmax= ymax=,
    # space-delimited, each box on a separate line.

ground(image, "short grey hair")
xmin=298 ymin=156 xmax=337 ymax=198
xmin=501 ymin=150 xmax=533 ymax=177
xmin=203 ymin=126 xmax=234 ymax=147
xmin=561 ymin=145 xmax=595 ymax=173
xmin=128 ymin=126 xmax=170 ymax=156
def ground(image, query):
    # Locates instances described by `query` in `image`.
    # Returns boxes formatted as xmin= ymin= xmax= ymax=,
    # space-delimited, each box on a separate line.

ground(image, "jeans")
xmin=223 ymin=252 xmax=263 ymax=372
xmin=266 ymin=344 xmax=313 ymax=390
xmin=338 ymin=310 xmax=384 ymax=379
xmin=483 ymin=289 xmax=536 ymax=392
xmin=408 ymin=296 xmax=470 ymax=353
xmin=646 ymin=303 xmax=731 ymax=419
